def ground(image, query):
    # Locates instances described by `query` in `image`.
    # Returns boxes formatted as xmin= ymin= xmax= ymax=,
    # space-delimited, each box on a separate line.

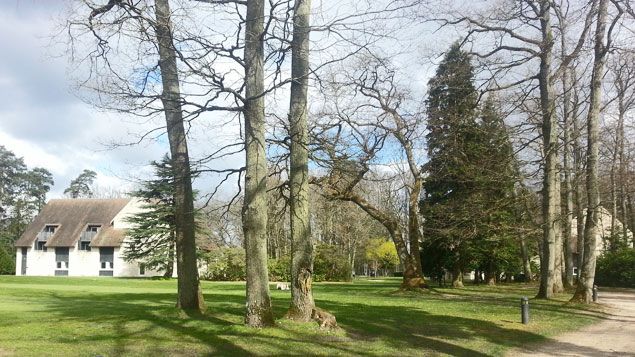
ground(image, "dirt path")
xmin=509 ymin=288 xmax=635 ymax=357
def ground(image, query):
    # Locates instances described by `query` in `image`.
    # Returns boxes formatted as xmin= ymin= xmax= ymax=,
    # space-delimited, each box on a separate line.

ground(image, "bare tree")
xmin=312 ymin=58 xmax=426 ymax=289
xmin=77 ymin=0 xmax=204 ymax=310
xmin=286 ymin=0 xmax=316 ymax=321
xmin=242 ymin=0 xmax=275 ymax=326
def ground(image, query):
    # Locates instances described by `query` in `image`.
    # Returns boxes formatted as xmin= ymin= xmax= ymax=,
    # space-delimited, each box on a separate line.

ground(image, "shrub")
xmin=0 ymin=246 xmax=15 ymax=275
xmin=200 ymin=247 xmax=246 ymax=281
xmin=268 ymin=256 xmax=291 ymax=282
xmin=595 ymin=249 xmax=635 ymax=288
xmin=314 ymin=244 xmax=351 ymax=282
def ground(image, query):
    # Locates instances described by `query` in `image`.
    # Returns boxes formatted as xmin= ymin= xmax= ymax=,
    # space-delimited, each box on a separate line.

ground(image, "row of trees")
xmin=61 ymin=0 xmax=635 ymax=329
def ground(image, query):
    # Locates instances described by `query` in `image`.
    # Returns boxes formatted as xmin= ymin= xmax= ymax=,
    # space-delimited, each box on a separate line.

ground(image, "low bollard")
xmin=592 ymin=285 xmax=598 ymax=302
xmin=521 ymin=297 xmax=529 ymax=324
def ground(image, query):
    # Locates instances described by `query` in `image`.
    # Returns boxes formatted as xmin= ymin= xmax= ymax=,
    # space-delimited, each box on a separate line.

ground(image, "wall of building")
xmin=16 ymin=246 xmax=166 ymax=277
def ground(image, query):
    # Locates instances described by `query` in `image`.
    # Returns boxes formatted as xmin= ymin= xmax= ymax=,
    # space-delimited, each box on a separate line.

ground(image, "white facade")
xmin=15 ymin=198 xmax=170 ymax=278
xmin=15 ymin=247 xmax=164 ymax=277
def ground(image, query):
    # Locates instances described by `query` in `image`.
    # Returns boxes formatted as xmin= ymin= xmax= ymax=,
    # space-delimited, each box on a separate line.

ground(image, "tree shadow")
xmin=1 ymin=278 xmax=616 ymax=356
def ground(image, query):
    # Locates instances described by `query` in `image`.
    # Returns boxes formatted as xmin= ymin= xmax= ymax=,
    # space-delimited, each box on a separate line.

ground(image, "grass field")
xmin=0 ymin=276 xmax=604 ymax=356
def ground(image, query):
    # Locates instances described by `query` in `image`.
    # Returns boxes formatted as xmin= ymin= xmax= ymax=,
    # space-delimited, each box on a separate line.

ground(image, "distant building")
xmin=14 ymin=198 xmax=166 ymax=277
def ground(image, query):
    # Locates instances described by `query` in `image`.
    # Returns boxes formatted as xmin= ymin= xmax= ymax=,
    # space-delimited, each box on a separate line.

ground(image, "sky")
xmin=0 ymin=0 xmax=452 ymax=201
xmin=0 ymin=0 xmax=173 ymax=198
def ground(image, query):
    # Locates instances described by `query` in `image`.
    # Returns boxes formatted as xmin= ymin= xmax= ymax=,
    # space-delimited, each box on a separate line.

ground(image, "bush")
xmin=595 ymin=249 xmax=635 ymax=288
xmin=268 ymin=256 xmax=291 ymax=282
xmin=0 ymin=246 xmax=15 ymax=275
xmin=314 ymin=244 xmax=352 ymax=282
xmin=200 ymin=247 xmax=246 ymax=281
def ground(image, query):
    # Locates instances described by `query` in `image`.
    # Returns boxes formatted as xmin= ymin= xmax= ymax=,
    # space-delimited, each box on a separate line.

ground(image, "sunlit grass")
xmin=0 ymin=276 xmax=602 ymax=356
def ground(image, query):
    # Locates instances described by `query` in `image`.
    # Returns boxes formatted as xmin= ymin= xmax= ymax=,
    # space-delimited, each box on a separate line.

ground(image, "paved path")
xmin=510 ymin=289 xmax=635 ymax=356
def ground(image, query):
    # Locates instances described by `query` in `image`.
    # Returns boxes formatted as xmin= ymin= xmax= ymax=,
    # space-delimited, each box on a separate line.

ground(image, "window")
xmin=79 ymin=225 xmax=100 ymax=251
xmin=35 ymin=225 xmax=58 ymax=251
xmin=99 ymin=247 xmax=114 ymax=274
xmin=55 ymin=247 xmax=69 ymax=272
xmin=35 ymin=241 xmax=47 ymax=251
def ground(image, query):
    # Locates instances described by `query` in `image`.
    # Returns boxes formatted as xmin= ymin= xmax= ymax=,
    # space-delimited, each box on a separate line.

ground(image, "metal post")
xmin=521 ymin=297 xmax=529 ymax=324
xmin=592 ymin=285 xmax=598 ymax=302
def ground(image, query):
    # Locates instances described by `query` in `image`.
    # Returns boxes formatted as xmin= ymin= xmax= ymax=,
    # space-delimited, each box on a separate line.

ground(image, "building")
xmin=14 ymin=198 xmax=165 ymax=277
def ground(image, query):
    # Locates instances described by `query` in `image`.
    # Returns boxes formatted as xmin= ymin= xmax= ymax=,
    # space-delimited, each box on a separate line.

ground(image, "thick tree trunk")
xmin=408 ymin=178 xmax=424 ymax=284
xmin=243 ymin=0 xmax=274 ymax=326
xmin=154 ymin=0 xmax=203 ymax=311
xmin=485 ymin=262 xmax=496 ymax=286
xmin=573 ymin=116 xmax=586 ymax=275
xmin=287 ymin=0 xmax=316 ymax=322
xmin=616 ymin=86 xmax=628 ymax=246
xmin=572 ymin=0 xmax=608 ymax=303
xmin=537 ymin=0 xmax=558 ymax=300
xmin=562 ymin=67 xmax=575 ymax=289
xmin=452 ymin=266 xmax=464 ymax=288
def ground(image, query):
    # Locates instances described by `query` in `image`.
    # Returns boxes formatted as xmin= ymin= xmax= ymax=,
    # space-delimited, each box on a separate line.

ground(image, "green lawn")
xmin=0 ymin=276 xmax=604 ymax=356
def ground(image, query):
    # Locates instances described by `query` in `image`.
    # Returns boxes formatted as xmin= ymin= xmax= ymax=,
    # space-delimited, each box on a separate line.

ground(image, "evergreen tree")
xmin=469 ymin=97 xmax=522 ymax=284
xmin=421 ymin=42 xmax=480 ymax=288
xmin=421 ymin=44 xmax=523 ymax=286
xmin=64 ymin=169 xmax=97 ymax=198
xmin=123 ymin=155 xmax=177 ymax=278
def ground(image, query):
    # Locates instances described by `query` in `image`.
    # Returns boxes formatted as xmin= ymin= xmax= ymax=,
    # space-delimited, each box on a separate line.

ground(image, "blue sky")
xmin=0 ymin=0 xmax=453 ymax=201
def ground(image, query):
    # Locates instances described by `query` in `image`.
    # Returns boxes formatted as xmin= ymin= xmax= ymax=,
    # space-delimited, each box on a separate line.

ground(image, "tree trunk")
xmin=519 ymin=233 xmax=533 ymax=282
xmin=572 ymin=0 xmax=608 ymax=303
xmin=408 ymin=177 xmax=424 ymax=286
xmin=485 ymin=262 xmax=496 ymax=286
xmin=154 ymin=0 xmax=203 ymax=311
xmin=616 ymin=82 xmax=629 ymax=246
xmin=287 ymin=0 xmax=316 ymax=322
xmin=553 ymin=183 xmax=564 ymax=293
xmin=536 ymin=0 xmax=558 ymax=300
xmin=452 ymin=266 xmax=464 ymax=288
xmin=243 ymin=0 xmax=274 ymax=326
xmin=562 ymin=66 xmax=575 ymax=289
xmin=573 ymin=114 xmax=586 ymax=275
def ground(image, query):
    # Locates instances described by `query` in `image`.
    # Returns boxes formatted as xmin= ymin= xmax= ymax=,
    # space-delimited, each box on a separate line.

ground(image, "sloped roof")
xmin=90 ymin=226 xmax=127 ymax=247
xmin=15 ymin=198 xmax=131 ymax=248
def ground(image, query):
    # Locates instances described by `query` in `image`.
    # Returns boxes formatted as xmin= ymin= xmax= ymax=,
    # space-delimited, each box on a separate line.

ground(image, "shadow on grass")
xmin=1 ymin=279 xmax=613 ymax=356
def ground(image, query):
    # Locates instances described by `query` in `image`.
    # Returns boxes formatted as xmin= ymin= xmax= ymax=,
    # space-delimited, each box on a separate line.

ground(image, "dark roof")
xmin=15 ymin=199 xmax=131 ymax=248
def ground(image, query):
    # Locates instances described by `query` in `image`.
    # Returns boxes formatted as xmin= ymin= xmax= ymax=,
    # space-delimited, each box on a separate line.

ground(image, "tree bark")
xmin=287 ymin=0 xmax=316 ymax=322
xmin=562 ymin=66 xmax=576 ymax=289
xmin=573 ymin=111 xmax=586 ymax=275
xmin=553 ymin=180 xmax=564 ymax=294
xmin=243 ymin=0 xmax=274 ymax=326
xmin=519 ymin=233 xmax=533 ymax=282
xmin=572 ymin=0 xmax=609 ymax=303
xmin=154 ymin=0 xmax=204 ymax=311
xmin=536 ymin=0 xmax=558 ymax=300
xmin=452 ymin=266 xmax=464 ymax=288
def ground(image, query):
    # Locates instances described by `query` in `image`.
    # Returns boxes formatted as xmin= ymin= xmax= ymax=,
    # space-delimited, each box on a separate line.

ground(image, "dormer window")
xmin=35 ymin=225 xmax=58 ymax=251
xmin=79 ymin=225 xmax=101 ymax=251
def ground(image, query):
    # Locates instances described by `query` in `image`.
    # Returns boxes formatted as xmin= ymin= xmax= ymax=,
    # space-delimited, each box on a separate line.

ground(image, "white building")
xmin=14 ymin=198 xmax=166 ymax=277
xmin=572 ymin=206 xmax=634 ymax=257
